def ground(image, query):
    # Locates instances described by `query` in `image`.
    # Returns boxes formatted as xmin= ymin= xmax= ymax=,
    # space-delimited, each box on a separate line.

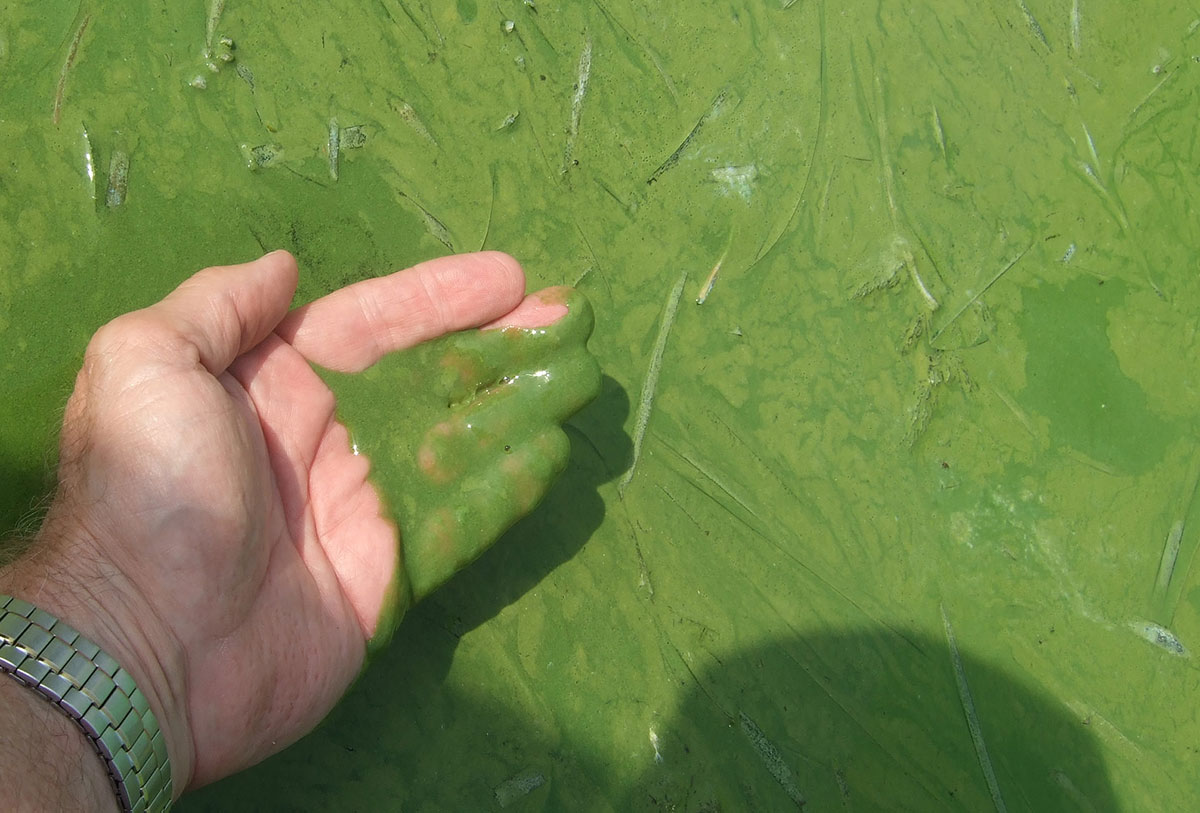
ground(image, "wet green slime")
xmin=320 ymin=288 xmax=601 ymax=652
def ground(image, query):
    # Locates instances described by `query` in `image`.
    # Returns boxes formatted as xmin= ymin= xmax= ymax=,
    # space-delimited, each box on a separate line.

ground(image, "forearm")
xmin=0 ymin=672 xmax=119 ymax=812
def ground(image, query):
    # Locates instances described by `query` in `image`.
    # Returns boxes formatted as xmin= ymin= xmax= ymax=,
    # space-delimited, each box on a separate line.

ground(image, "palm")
xmin=162 ymin=338 xmax=397 ymax=785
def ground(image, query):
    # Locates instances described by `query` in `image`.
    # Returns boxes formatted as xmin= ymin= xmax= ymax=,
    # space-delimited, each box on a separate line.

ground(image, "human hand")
xmin=0 ymin=250 xmax=599 ymax=795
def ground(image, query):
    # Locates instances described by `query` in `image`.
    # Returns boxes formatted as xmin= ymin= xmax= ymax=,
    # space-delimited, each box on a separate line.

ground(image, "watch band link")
xmin=0 ymin=593 xmax=173 ymax=812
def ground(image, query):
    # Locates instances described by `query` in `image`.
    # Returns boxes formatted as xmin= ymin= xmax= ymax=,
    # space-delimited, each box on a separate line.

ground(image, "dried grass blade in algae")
xmin=619 ymin=269 xmax=687 ymax=497
xmin=942 ymin=605 xmax=1007 ymax=813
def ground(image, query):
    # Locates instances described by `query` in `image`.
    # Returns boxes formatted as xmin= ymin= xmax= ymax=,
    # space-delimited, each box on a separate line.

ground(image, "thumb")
xmin=139 ymin=250 xmax=299 ymax=374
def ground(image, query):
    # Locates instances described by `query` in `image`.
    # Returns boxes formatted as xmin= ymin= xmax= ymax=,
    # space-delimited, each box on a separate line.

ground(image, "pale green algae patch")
xmin=0 ymin=0 xmax=1198 ymax=809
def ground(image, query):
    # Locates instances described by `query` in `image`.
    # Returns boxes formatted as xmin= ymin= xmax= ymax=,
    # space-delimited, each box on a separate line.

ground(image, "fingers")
xmin=431 ymin=287 xmax=595 ymax=407
xmin=308 ymin=283 xmax=600 ymax=607
xmin=394 ymin=291 xmax=599 ymax=599
xmin=483 ymin=286 xmax=571 ymax=330
xmin=116 ymin=250 xmax=299 ymax=375
xmin=277 ymin=251 xmax=526 ymax=372
xmin=228 ymin=333 xmax=337 ymax=483
xmin=404 ymin=426 xmax=571 ymax=599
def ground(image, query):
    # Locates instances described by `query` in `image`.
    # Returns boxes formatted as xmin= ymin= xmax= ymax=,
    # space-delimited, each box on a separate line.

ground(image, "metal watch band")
xmin=0 ymin=593 xmax=173 ymax=812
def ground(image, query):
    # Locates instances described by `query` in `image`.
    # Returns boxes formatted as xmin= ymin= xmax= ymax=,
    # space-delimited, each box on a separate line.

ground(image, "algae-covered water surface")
xmin=3 ymin=0 xmax=1199 ymax=809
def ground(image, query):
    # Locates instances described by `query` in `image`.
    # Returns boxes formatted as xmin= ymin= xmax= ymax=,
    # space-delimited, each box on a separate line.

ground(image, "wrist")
xmin=0 ymin=521 xmax=194 ymax=799
xmin=0 ymin=674 xmax=120 ymax=811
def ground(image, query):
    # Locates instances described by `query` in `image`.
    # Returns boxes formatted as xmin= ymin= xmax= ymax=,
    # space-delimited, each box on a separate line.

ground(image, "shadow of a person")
xmin=184 ymin=623 xmax=1117 ymax=811
xmin=624 ymin=627 xmax=1118 ymax=811
xmin=185 ymin=366 xmax=1116 ymax=810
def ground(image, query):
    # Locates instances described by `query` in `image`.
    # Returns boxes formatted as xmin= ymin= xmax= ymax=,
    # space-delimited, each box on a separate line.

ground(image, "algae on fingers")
xmin=323 ymin=286 xmax=601 ymax=631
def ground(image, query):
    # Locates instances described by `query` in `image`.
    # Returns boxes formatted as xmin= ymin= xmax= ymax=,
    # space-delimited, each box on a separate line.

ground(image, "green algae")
xmin=0 ymin=0 xmax=1198 ymax=810
xmin=326 ymin=287 xmax=601 ymax=641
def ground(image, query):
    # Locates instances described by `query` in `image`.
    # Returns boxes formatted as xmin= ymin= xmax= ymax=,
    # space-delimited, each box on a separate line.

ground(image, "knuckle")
xmin=541 ymin=426 xmax=571 ymax=472
xmin=85 ymin=311 xmax=187 ymax=366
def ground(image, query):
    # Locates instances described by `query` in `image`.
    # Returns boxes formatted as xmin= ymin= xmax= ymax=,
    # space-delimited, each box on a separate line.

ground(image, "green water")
xmin=3 ymin=0 xmax=1199 ymax=809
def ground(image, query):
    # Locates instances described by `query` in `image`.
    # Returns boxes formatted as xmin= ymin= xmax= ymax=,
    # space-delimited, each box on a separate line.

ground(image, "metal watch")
xmin=0 ymin=593 xmax=173 ymax=812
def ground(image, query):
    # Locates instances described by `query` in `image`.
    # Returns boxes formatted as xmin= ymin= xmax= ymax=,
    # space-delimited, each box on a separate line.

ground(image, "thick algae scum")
xmin=2 ymin=0 xmax=1199 ymax=808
